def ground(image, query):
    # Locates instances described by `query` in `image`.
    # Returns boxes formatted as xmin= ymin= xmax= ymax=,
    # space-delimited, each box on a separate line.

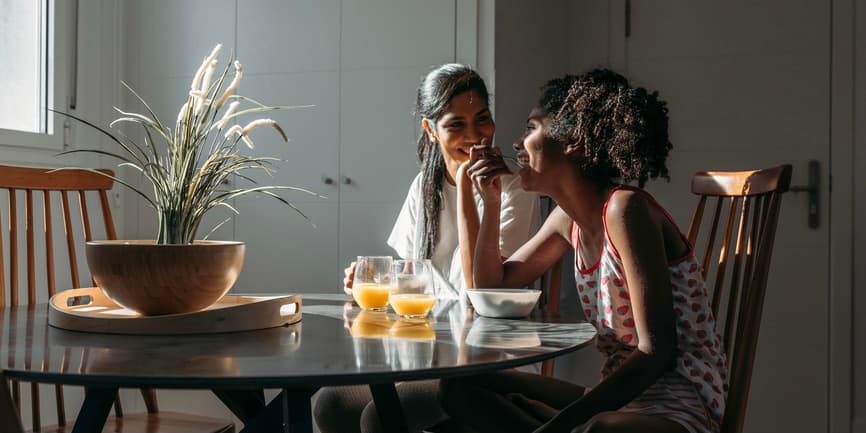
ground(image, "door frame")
xmin=830 ymin=0 xmax=854 ymax=431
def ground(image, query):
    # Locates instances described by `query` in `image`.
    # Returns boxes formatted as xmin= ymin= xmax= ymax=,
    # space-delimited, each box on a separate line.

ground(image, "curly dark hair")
xmin=537 ymin=69 xmax=672 ymax=187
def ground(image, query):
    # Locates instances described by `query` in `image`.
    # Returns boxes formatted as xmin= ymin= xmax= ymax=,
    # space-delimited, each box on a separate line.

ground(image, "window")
xmin=0 ymin=0 xmax=51 ymax=134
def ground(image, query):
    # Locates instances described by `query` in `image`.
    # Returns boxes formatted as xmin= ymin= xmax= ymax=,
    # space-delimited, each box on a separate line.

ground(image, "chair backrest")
xmin=538 ymin=195 xmax=562 ymax=314
xmin=537 ymin=195 xmax=562 ymax=377
xmin=685 ymin=164 xmax=791 ymax=433
xmin=0 ymin=165 xmax=130 ymax=431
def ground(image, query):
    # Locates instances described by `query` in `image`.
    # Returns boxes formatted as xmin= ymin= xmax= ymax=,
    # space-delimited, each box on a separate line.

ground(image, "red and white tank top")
xmin=573 ymin=186 xmax=728 ymax=426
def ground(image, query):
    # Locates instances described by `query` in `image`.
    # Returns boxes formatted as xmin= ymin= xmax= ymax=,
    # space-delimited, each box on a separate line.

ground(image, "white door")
xmin=621 ymin=2 xmax=830 ymax=431
xmin=233 ymin=0 xmax=342 ymax=294
xmin=337 ymin=1 xmax=458 ymax=272
xmin=235 ymin=0 xmax=460 ymax=293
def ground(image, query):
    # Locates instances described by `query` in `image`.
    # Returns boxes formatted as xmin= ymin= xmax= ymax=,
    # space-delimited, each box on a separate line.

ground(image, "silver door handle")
xmin=789 ymin=159 xmax=819 ymax=229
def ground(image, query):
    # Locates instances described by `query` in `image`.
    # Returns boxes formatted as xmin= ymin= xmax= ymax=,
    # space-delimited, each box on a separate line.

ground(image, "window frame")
xmin=0 ymin=0 xmax=72 ymax=152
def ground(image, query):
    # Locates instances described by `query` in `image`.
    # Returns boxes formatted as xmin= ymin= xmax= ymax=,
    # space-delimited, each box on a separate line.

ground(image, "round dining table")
xmin=0 ymin=292 xmax=596 ymax=433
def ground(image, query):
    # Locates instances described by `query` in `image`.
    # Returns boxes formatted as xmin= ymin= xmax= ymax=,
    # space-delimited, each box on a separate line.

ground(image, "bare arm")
xmin=457 ymin=160 xmax=481 ymax=289
xmin=535 ymin=191 xmax=679 ymax=432
xmin=463 ymin=146 xmax=572 ymax=288
xmin=472 ymin=206 xmax=572 ymax=288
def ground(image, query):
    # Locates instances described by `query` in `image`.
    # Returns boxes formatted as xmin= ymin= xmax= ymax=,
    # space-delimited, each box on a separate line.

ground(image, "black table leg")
xmin=285 ymin=388 xmax=314 ymax=433
xmin=72 ymin=387 xmax=116 ymax=433
xmin=370 ymin=383 xmax=408 ymax=433
xmin=213 ymin=389 xmax=267 ymax=421
xmin=235 ymin=388 xmax=316 ymax=433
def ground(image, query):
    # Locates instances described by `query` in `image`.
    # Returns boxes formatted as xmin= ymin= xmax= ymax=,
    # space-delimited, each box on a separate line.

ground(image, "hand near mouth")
xmin=466 ymin=138 xmax=511 ymax=203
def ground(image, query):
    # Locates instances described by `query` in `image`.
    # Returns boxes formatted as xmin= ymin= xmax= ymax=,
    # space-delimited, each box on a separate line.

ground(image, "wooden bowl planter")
xmin=85 ymin=240 xmax=245 ymax=316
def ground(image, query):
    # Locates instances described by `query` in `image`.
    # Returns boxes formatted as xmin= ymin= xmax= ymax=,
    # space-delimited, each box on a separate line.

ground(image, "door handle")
xmin=789 ymin=159 xmax=819 ymax=229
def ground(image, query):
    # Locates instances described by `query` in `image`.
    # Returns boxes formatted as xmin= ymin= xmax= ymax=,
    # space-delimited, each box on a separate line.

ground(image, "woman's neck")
xmin=547 ymin=169 xmax=613 ymax=237
xmin=444 ymin=161 xmax=459 ymax=186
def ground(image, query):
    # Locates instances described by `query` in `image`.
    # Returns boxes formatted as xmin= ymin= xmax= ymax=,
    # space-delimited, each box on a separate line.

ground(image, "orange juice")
xmin=353 ymin=283 xmax=391 ymax=310
xmin=350 ymin=310 xmax=393 ymax=338
xmin=389 ymin=317 xmax=435 ymax=340
xmin=389 ymin=293 xmax=435 ymax=317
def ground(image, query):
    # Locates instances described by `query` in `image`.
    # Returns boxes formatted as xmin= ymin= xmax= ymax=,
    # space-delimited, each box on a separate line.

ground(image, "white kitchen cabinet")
xmin=123 ymin=0 xmax=463 ymax=293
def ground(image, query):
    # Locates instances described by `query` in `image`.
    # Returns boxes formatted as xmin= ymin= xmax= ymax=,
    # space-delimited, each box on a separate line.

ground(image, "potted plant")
xmin=59 ymin=44 xmax=318 ymax=315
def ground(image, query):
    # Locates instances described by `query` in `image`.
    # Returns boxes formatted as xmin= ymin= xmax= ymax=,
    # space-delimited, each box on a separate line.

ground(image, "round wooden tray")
xmin=48 ymin=287 xmax=302 ymax=335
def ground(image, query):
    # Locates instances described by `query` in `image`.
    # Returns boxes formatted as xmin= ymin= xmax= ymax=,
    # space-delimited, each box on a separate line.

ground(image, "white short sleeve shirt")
xmin=387 ymin=172 xmax=541 ymax=299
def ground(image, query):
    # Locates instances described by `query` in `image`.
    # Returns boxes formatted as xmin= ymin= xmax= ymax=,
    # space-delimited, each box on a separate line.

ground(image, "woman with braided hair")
xmin=313 ymin=64 xmax=540 ymax=433
xmin=440 ymin=69 xmax=727 ymax=433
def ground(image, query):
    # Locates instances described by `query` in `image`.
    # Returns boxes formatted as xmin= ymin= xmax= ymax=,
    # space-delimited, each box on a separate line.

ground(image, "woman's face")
xmin=424 ymin=90 xmax=495 ymax=183
xmin=513 ymin=107 xmax=559 ymax=192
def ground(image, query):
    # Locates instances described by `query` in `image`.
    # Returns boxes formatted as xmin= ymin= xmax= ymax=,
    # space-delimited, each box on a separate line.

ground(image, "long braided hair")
xmin=538 ymin=69 xmax=672 ymax=187
xmin=415 ymin=64 xmax=490 ymax=259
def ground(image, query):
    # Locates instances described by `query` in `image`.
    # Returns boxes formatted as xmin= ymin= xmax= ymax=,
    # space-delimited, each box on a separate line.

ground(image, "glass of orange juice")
xmin=353 ymin=256 xmax=393 ymax=310
xmin=390 ymin=259 xmax=435 ymax=318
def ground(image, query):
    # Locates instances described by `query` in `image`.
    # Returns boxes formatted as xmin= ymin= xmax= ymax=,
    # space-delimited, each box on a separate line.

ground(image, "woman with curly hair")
xmin=440 ymin=69 xmax=727 ymax=433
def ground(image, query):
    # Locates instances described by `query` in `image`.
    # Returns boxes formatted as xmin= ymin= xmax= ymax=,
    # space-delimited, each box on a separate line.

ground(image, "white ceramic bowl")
xmin=466 ymin=288 xmax=542 ymax=319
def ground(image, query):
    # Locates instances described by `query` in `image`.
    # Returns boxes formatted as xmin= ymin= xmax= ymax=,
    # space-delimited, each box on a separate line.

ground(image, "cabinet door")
xmin=233 ymin=0 xmax=341 ymax=293
xmin=622 ymin=2 xmax=830 ymax=431
xmin=123 ymin=0 xmax=238 ymax=242
xmin=338 ymin=0 xmax=456 ymax=268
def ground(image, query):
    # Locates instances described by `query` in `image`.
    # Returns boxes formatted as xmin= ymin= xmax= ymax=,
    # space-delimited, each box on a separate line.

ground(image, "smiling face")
xmin=423 ymin=90 xmax=494 ymax=183
xmin=513 ymin=107 xmax=563 ymax=193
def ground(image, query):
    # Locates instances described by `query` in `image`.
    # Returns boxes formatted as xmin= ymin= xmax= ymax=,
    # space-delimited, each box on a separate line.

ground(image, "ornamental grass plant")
xmin=57 ymin=44 xmax=317 ymax=244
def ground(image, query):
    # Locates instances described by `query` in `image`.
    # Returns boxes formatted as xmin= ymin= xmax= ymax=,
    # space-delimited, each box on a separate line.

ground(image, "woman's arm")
xmin=492 ymin=206 xmax=572 ymax=288
xmin=535 ymin=190 xmax=679 ymax=432
xmin=457 ymin=160 xmax=482 ymax=289
xmin=462 ymin=145 xmax=572 ymax=288
xmin=498 ymin=176 xmax=540 ymax=257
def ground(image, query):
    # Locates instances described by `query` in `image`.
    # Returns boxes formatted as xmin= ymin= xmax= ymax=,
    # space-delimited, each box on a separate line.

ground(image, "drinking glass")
xmin=390 ymin=259 xmax=435 ymax=318
xmin=353 ymin=256 xmax=393 ymax=310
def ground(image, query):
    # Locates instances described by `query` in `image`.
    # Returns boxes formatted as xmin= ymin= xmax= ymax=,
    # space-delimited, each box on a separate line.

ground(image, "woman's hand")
xmin=467 ymin=138 xmax=511 ymax=204
xmin=343 ymin=261 xmax=357 ymax=296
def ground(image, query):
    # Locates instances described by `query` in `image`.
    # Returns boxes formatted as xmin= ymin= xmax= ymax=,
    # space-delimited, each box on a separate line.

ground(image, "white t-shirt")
xmin=387 ymin=172 xmax=541 ymax=300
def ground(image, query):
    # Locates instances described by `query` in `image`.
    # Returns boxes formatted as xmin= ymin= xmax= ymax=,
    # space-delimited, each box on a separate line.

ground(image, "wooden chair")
xmin=537 ymin=195 xmax=562 ymax=377
xmin=0 ymin=165 xmax=234 ymax=432
xmin=686 ymin=164 xmax=792 ymax=433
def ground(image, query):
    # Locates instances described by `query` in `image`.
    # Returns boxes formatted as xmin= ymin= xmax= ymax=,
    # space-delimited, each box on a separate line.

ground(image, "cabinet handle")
xmin=342 ymin=176 xmax=352 ymax=185
xmin=322 ymin=176 xmax=334 ymax=185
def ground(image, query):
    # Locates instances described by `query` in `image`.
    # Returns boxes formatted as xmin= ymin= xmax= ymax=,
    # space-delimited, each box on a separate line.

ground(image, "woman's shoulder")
xmin=402 ymin=171 xmax=426 ymax=197
xmin=604 ymin=186 xmax=663 ymax=227
xmin=408 ymin=171 xmax=424 ymax=188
